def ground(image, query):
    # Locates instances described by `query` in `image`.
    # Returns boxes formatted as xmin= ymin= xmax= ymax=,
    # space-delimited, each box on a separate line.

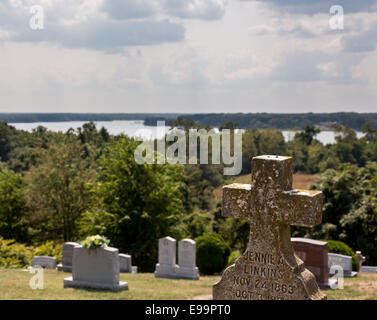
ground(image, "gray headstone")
xmin=155 ymin=236 xmax=178 ymax=279
xmin=360 ymin=266 xmax=377 ymax=273
xmin=328 ymin=253 xmax=357 ymax=277
xmin=32 ymin=256 xmax=57 ymax=269
xmin=63 ymin=245 xmax=128 ymax=291
xmin=119 ymin=254 xmax=132 ymax=273
xmin=57 ymin=242 xmax=79 ymax=272
xmin=176 ymin=239 xmax=199 ymax=280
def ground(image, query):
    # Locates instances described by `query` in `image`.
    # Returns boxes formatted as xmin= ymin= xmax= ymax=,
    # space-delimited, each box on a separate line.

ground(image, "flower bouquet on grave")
xmin=81 ymin=235 xmax=110 ymax=249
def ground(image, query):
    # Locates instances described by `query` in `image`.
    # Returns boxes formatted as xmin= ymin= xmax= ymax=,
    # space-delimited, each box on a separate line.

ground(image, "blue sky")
xmin=1 ymin=0 xmax=377 ymax=113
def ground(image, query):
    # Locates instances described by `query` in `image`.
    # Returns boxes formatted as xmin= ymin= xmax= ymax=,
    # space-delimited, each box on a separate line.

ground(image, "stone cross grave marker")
xmin=213 ymin=155 xmax=326 ymax=300
xmin=177 ymin=239 xmax=199 ymax=280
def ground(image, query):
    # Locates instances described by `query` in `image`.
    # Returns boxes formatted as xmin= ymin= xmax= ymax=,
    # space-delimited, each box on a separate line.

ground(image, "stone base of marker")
xmin=63 ymin=245 xmax=128 ymax=292
xmin=63 ymin=277 xmax=128 ymax=291
xmin=154 ymin=263 xmax=180 ymax=279
xmin=155 ymin=264 xmax=199 ymax=280
xmin=176 ymin=266 xmax=199 ymax=280
xmin=361 ymin=266 xmax=377 ymax=273
xmin=57 ymin=264 xmax=72 ymax=272
xmin=329 ymin=270 xmax=358 ymax=278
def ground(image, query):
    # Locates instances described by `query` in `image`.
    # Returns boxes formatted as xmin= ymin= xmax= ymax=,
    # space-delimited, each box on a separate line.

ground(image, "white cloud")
xmin=163 ymin=0 xmax=228 ymax=20
xmin=1 ymin=0 xmax=377 ymax=113
xmin=0 ymin=0 xmax=185 ymax=50
xmin=243 ymin=0 xmax=377 ymax=15
xmin=102 ymin=0 xmax=159 ymax=20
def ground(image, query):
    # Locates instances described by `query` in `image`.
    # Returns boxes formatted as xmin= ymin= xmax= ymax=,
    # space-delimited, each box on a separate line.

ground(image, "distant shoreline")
xmin=1 ymin=112 xmax=376 ymax=131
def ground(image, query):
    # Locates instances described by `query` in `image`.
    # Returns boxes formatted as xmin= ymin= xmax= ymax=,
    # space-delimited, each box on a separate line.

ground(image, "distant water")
xmin=11 ymin=120 xmax=170 ymax=140
xmin=10 ymin=121 xmax=364 ymax=145
xmin=282 ymin=130 xmax=365 ymax=145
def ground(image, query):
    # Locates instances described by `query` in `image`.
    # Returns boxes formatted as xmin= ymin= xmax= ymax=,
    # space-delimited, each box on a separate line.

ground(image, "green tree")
xmin=0 ymin=165 xmax=28 ymax=242
xmin=307 ymin=162 xmax=377 ymax=265
xmin=25 ymin=136 xmax=95 ymax=242
xmin=80 ymin=137 xmax=184 ymax=271
xmin=295 ymin=125 xmax=320 ymax=145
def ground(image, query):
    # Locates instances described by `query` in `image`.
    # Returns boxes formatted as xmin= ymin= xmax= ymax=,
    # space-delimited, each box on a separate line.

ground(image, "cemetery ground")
xmin=1 ymin=268 xmax=377 ymax=300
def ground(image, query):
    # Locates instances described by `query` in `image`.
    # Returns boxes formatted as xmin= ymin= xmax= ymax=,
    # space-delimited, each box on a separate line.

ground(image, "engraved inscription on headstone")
xmin=213 ymin=155 xmax=326 ymax=300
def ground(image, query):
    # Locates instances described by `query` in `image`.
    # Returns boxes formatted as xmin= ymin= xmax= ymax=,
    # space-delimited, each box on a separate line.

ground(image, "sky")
xmin=0 ymin=0 xmax=377 ymax=113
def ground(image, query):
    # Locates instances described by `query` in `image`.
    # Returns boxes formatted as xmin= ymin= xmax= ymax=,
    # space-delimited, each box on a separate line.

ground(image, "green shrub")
xmin=0 ymin=237 xmax=33 ymax=268
xmin=325 ymin=240 xmax=359 ymax=271
xmin=227 ymin=250 xmax=242 ymax=268
xmin=0 ymin=237 xmax=63 ymax=267
xmin=34 ymin=241 xmax=63 ymax=264
xmin=196 ymin=233 xmax=230 ymax=275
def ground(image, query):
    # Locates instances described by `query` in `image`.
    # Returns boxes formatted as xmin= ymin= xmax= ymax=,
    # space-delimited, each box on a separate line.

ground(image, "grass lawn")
xmin=1 ymin=268 xmax=377 ymax=300
xmin=0 ymin=269 xmax=219 ymax=300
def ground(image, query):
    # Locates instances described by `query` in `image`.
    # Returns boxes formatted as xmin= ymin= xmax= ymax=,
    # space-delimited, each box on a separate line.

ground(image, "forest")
xmin=0 ymin=118 xmax=376 ymax=272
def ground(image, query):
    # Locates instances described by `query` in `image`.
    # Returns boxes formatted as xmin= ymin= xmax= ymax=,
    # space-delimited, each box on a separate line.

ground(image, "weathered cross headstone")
xmin=291 ymin=238 xmax=332 ymax=288
xmin=57 ymin=242 xmax=79 ymax=272
xmin=328 ymin=253 xmax=357 ymax=277
xmin=64 ymin=244 xmax=128 ymax=291
xmin=213 ymin=155 xmax=326 ymax=300
xmin=176 ymin=239 xmax=199 ymax=280
xmin=154 ymin=236 xmax=179 ymax=279
xmin=356 ymin=251 xmax=365 ymax=272
xmin=32 ymin=256 xmax=57 ymax=269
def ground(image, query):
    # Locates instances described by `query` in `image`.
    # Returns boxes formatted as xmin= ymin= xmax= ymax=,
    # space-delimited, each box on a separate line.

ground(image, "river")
xmin=9 ymin=120 xmax=364 ymax=145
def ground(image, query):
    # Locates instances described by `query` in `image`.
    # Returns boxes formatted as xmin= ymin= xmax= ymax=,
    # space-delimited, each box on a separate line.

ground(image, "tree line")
xmin=0 ymin=118 xmax=376 ymax=269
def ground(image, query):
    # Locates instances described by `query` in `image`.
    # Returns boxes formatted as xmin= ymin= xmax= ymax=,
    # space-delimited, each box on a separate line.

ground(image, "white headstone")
xmin=32 ymin=256 xmax=57 ymax=269
xmin=328 ymin=253 xmax=357 ymax=277
xmin=154 ymin=236 xmax=178 ymax=279
xmin=57 ymin=242 xmax=79 ymax=272
xmin=176 ymin=239 xmax=199 ymax=280
xmin=63 ymin=245 xmax=128 ymax=291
